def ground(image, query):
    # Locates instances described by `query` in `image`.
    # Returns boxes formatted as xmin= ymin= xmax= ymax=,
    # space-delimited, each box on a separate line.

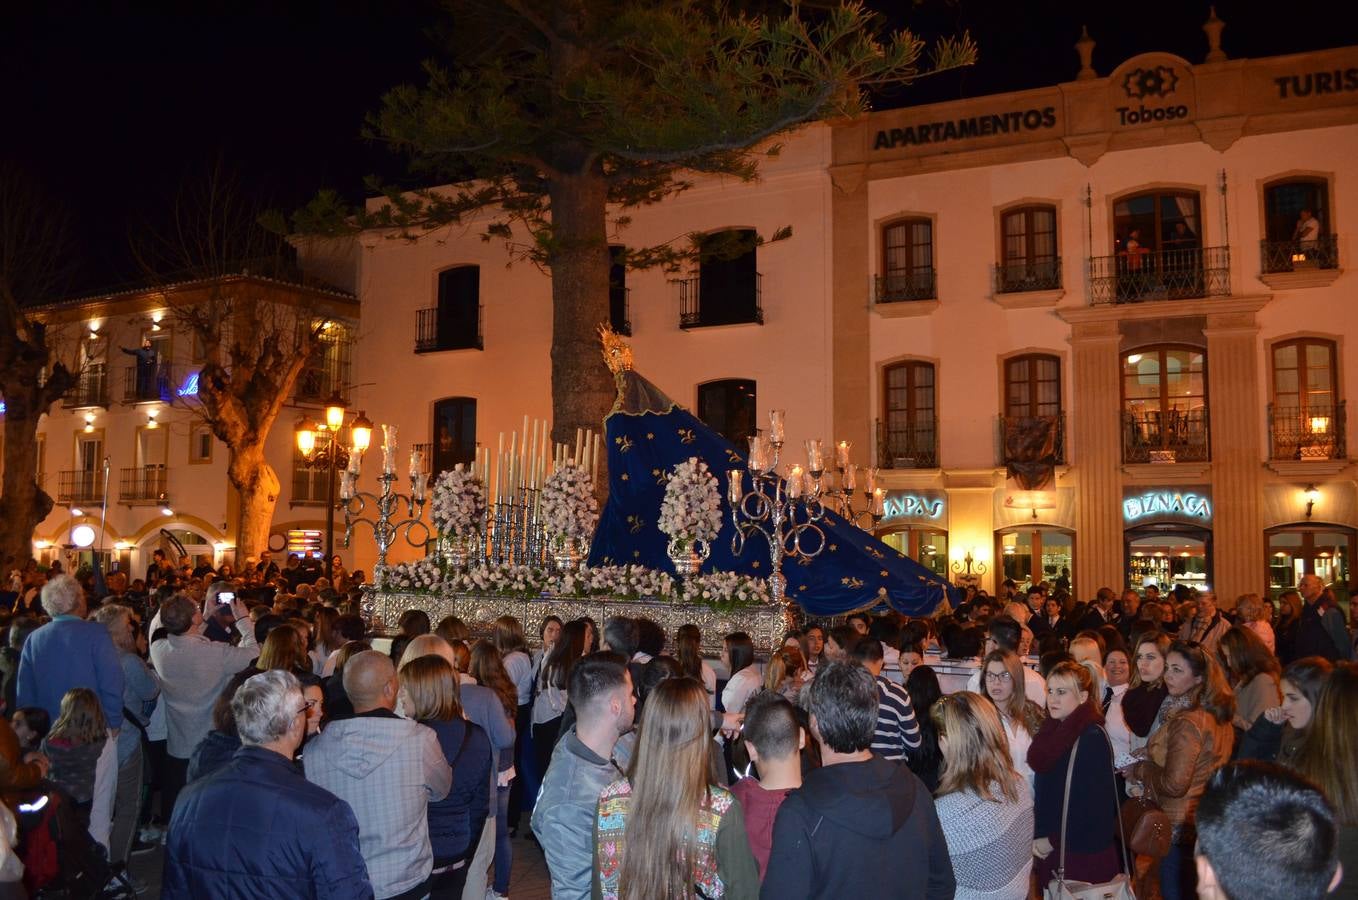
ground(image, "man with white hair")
xmin=163 ymin=670 xmax=372 ymax=899
xmin=16 ymin=574 xmax=124 ymax=850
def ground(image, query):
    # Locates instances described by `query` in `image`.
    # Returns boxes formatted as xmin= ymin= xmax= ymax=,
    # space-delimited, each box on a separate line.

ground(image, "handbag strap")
xmin=1057 ymin=730 xmax=1079 ymax=879
xmin=1096 ymin=724 xmax=1134 ymax=877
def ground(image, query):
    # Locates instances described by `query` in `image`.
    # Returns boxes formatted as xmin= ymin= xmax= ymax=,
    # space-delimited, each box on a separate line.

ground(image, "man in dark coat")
xmin=163 ymin=670 xmax=373 ymax=899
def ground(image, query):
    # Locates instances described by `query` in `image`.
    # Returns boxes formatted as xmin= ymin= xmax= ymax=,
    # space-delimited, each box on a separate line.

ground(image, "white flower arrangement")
xmin=679 ymin=571 xmax=771 ymax=612
xmin=385 ymin=557 xmax=445 ymax=593
xmin=428 ymin=464 xmax=487 ymax=538
xmin=540 ymin=462 xmax=599 ymax=544
xmin=658 ymin=457 xmax=724 ymax=548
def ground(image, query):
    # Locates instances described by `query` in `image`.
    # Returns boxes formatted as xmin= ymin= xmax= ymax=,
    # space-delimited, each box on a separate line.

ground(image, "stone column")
xmin=829 ymin=164 xmax=872 ymax=465
xmin=1204 ymin=310 xmax=1264 ymax=605
xmin=1069 ymin=320 xmax=1125 ymax=601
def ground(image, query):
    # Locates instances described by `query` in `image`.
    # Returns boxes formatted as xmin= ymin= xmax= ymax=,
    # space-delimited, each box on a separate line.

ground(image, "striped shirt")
xmin=872 ymin=674 xmax=923 ymax=760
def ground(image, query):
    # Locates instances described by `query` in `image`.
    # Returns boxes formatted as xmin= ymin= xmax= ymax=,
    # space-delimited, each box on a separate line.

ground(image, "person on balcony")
xmin=1292 ymin=209 xmax=1321 ymax=259
xmin=121 ymin=338 xmax=158 ymax=401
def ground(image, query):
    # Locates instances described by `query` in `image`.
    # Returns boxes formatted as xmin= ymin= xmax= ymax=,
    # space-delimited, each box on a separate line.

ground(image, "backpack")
xmin=14 ymin=786 xmax=122 ymax=899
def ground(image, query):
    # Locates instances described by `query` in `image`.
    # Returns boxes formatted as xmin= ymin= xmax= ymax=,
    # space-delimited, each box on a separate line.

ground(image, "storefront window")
xmin=1267 ymin=526 xmax=1352 ymax=611
xmin=997 ymin=527 xmax=1073 ymax=591
xmin=1126 ymin=525 xmax=1211 ymax=593
xmin=879 ymin=527 xmax=949 ymax=579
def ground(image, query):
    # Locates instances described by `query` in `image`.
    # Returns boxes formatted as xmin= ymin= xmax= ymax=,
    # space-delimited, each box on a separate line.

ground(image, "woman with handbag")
xmin=1028 ymin=661 xmax=1122 ymax=893
xmin=1126 ymin=641 xmax=1235 ymax=900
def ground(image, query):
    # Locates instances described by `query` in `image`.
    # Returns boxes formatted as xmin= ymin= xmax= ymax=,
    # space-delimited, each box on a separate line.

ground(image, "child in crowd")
xmin=11 ymin=706 xmax=50 ymax=752
xmin=730 ymin=691 xmax=803 ymax=879
xmin=39 ymin=688 xmax=107 ymax=816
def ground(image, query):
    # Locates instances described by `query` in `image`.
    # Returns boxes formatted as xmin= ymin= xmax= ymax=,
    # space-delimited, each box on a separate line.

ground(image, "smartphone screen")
xmin=217 ymin=591 xmax=235 ymax=604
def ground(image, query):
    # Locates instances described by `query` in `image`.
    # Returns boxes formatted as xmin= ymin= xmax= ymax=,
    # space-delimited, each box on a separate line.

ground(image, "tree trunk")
xmin=547 ymin=169 xmax=615 ymax=498
xmin=0 ymin=391 xmax=54 ymax=572
xmin=228 ymin=443 xmax=281 ymax=560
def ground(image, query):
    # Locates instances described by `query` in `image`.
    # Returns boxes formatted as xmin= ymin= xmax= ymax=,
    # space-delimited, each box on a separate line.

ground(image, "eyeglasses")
xmin=984 ymin=671 xmax=1012 ymax=683
xmin=295 ymin=699 xmax=319 ymax=717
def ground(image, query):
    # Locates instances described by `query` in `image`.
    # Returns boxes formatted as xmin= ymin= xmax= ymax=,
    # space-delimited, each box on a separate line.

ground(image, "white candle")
xmin=769 ymin=409 xmax=786 ymax=444
xmin=528 ymin=421 xmax=539 ymax=488
xmin=836 ymin=440 xmax=851 ymax=468
xmin=409 ymin=449 xmax=424 ymax=479
xmin=591 ymin=432 xmax=600 ymax=482
xmin=340 ymin=472 xmax=355 ymax=500
xmin=786 ymin=465 xmax=804 ymax=499
xmin=843 ymin=463 xmax=856 ymax=492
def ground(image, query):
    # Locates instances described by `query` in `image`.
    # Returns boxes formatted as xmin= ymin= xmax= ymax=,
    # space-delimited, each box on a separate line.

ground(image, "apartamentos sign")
xmin=1123 ymin=491 xmax=1212 ymax=523
xmin=873 ymin=106 xmax=1057 ymax=150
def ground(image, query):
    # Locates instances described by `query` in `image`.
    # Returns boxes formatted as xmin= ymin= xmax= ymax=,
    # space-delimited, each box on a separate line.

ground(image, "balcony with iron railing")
xmin=63 ymin=367 xmax=109 ymax=409
xmin=57 ymin=469 xmax=107 ymax=504
xmin=1089 ymin=245 xmax=1231 ymax=304
xmin=415 ymin=306 xmax=484 ymax=353
xmin=1268 ymin=402 xmax=1347 ymax=461
xmin=876 ymin=417 xmax=939 ymax=469
xmin=677 ymin=275 xmax=764 ymax=328
xmin=122 ymin=363 xmax=175 ymax=404
xmin=1122 ymin=408 xmax=1211 ymax=464
xmin=119 ymin=466 xmax=168 ymax=504
xmin=1260 ymin=235 xmax=1340 ymax=273
xmin=994 ymin=258 xmax=1062 ymax=294
xmin=999 ymin=414 xmax=1066 ymax=467
xmin=874 ymin=270 xmax=937 ymax=305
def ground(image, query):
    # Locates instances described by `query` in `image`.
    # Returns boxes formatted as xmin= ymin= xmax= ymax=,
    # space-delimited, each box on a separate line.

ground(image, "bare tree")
xmin=0 ymin=162 xmax=78 ymax=571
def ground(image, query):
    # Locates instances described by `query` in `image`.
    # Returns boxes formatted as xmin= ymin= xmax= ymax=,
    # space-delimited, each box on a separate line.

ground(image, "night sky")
xmin=5 ymin=0 xmax=1357 ymax=297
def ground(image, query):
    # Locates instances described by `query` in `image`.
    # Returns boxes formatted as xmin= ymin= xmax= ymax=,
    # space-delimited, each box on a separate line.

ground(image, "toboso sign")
xmin=1123 ymin=491 xmax=1212 ymax=523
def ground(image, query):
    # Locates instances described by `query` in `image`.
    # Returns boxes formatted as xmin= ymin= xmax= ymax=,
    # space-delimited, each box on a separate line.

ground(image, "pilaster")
xmin=830 ymin=164 xmax=872 ymax=465
xmin=1068 ymin=320 xmax=1125 ymax=600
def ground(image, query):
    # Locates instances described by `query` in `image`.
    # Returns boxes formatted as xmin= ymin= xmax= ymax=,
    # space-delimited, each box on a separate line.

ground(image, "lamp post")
xmin=296 ymin=393 xmax=373 ymax=581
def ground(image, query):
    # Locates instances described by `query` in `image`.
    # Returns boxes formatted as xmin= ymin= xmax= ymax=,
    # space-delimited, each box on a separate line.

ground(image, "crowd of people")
xmin=0 ymin=558 xmax=1355 ymax=900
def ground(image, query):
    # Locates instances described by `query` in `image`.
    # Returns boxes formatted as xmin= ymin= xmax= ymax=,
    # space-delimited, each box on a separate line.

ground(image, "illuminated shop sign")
xmin=882 ymin=493 xmax=945 ymax=520
xmin=1123 ymin=491 xmax=1212 ymax=523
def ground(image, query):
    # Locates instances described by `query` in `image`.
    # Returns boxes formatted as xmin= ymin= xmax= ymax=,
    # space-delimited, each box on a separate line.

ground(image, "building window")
xmin=879 ymin=527 xmax=949 ymax=579
xmin=697 ymin=379 xmax=757 ymax=447
xmin=1262 ymin=178 xmax=1336 ymax=271
xmin=609 ymin=246 xmax=631 ymax=335
xmin=296 ymin=321 xmax=354 ymax=404
xmin=998 ymin=527 xmax=1074 ymax=592
xmin=1269 ymin=338 xmax=1344 ymax=460
xmin=1092 ymin=190 xmax=1228 ymax=303
xmin=290 ymin=445 xmax=328 ymax=505
xmin=189 ymin=423 xmax=214 ymax=465
xmin=879 ymin=361 xmax=937 ymax=468
xmin=1121 ymin=346 xmax=1210 ymax=463
xmin=680 ymin=230 xmax=762 ymax=328
xmin=417 ymin=266 xmax=483 ymax=352
xmin=876 ymin=218 xmax=935 ymax=303
xmin=1267 ymin=525 xmax=1354 ymax=607
xmin=432 ymin=397 xmax=477 ymax=477
xmin=1002 ymin=354 xmax=1064 ymax=466
xmin=997 ymin=206 xmax=1059 ymax=292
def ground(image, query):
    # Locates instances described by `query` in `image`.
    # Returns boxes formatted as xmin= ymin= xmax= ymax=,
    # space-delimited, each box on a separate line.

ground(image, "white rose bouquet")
xmin=540 ymin=462 xmax=599 ymax=544
xmin=658 ymin=457 xmax=723 ymax=549
xmin=428 ymin=464 xmax=487 ymax=538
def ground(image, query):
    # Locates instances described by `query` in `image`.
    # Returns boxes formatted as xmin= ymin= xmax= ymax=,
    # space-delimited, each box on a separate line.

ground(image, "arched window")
xmin=997 ymin=206 xmax=1059 ymax=292
xmin=697 ymin=379 xmax=757 ymax=446
xmin=1098 ymin=190 xmax=1226 ymax=303
xmin=1121 ymin=346 xmax=1209 ymax=463
xmin=418 ymin=265 xmax=482 ymax=352
xmin=1003 ymin=353 xmax=1064 ymax=465
xmin=1269 ymin=338 xmax=1342 ymax=460
xmin=432 ymin=397 xmax=478 ymax=476
xmin=1262 ymin=178 xmax=1335 ymax=271
xmin=880 ymin=361 xmax=937 ymax=468
xmin=877 ymin=218 xmax=935 ymax=303
xmin=682 ymin=230 xmax=761 ymax=328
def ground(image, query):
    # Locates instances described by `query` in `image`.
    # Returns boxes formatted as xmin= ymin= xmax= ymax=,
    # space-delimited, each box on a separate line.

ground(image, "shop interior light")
xmin=1126 ymin=354 xmax=1142 ymax=365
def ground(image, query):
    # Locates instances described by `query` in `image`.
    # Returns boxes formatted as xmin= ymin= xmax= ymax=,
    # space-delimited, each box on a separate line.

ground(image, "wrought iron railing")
xmin=999 ymin=414 xmax=1066 ymax=466
xmin=1260 ymin=236 xmax=1339 ymax=273
xmin=119 ymin=466 xmax=168 ymax=503
xmin=995 ymin=258 xmax=1062 ymax=294
xmin=415 ymin=306 xmax=484 ymax=352
xmin=876 ymin=417 xmax=939 ymax=469
xmin=874 ymin=270 xmax=937 ymax=304
xmin=122 ymin=363 xmax=175 ymax=404
xmin=1268 ymin=402 xmax=1347 ymax=461
xmin=1089 ymin=245 xmax=1231 ymax=304
xmin=294 ymin=343 xmax=354 ymax=405
xmin=57 ymin=469 xmax=107 ymax=504
xmin=1122 ymin=409 xmax=1211 ymax=463
xmin=63 ymin=367 xmax=109 ymax=409
xmin=610 ymin=286 xmax=632 ymax=336
xmin=677 ymin=275 xmax=764 ymax=328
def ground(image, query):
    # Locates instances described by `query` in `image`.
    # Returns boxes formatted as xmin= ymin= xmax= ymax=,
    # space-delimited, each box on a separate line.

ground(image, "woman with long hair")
xmin=256 ymin=625 xmax=315 ymax=682
xmin=762 ymin=644 xmax=810 ymax=704
xmin=534 ymin=615 xmax=563 ymax=670
xmin=389 ymin=608 xmax=433 ymax=664
xmin=719 ymin=632 xmax=761 ymax=715
xmin=1127 ymin=641 xmax=1236 ymax=900
xmin=1238 ymin=656 xmax=1333 ymax=765
xmin=592 ymin=678 xmax=759 ymax=899
xmin=933 ymin=692 xmax=1034 ymax=900
xmin=1293 ymin=662 xmax=1358 ymax=895
xmin=1028 ymin=661 xmax=1121 ymax=890
xmin=1122 ymin=632 xmax=1172 ymax=758
xmin=435 ymin=615 xmax=471 ymax=646
xmin=799 ymin=624 xmax=826 ymax=673
xmin=905 ymin=665 xmax=945 ymax=792
xmin=675 ymin=624 xmax=717 ymax=706
xmin=1216 ymin=625 xmax=1281 ymax=733
xmin=469 ymin=639 xmax=520 ymax=900
xmin=310 ymin=605 xmax=340 ymax=674
xmin=532 ymin=619 xmax=587 ymax=780
xmin=978 ymin=649 xmax=1044 ymax=788
xmin=492 ymin=615 xmax=534 ymax=837
xmin=401 ymin=654 xmax=494 ymax=899
xmin=1275 ymin=590 xmax=1304 ymax=663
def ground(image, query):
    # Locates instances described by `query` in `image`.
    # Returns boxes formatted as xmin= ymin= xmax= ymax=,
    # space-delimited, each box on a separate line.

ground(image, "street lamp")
xmin=296 ymin=392 xmax=372 ymax=581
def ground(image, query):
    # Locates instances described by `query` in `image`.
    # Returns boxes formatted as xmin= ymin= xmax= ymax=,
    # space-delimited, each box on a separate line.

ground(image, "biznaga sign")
xmin=873 ymin=107 xmax=1057 ymax=150
xmin=1123 ymin=491 xmax=1212 ymax=523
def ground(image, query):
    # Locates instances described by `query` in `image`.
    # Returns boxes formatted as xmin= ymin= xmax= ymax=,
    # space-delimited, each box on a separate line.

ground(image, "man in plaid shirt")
xmin=305 ymin=651 xmax=452 ymax=900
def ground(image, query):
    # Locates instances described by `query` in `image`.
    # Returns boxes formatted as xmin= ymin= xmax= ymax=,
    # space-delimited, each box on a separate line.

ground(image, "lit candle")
xmin=728 ymin=469 xmax=744 ymax=505
xmin=836 ymin=440 xmax=851 ymax=468
xmin=865 ymin=466 xmax=879 ymax=495
xmin=842 ymin=463 xmax=856 ymax=491
xmin=409 ymin=449 xmax=424 ymax=480
xmin=871 ymin=487 xmax=886 ymax=517
xmin=786 ymin=465 xmax=804 ymax=499
xmin=747 ymin=435 xmax=765 ymax=472
xmin=768 ymin=409 xmax=786 ymax=445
